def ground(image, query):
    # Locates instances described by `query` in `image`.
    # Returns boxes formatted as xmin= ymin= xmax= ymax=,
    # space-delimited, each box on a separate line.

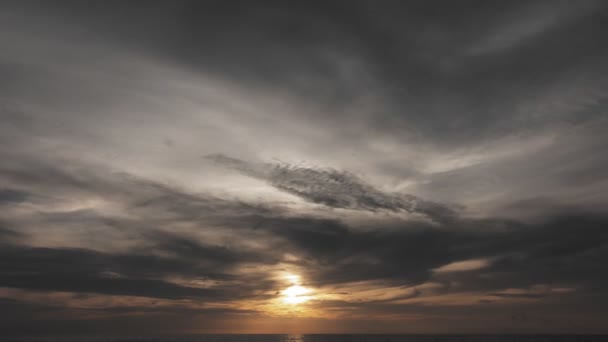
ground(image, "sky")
xmin=1 ymin=0 xmax=608 ymax=335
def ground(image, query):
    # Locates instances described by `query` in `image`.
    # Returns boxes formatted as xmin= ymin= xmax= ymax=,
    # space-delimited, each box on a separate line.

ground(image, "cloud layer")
xmin=1 ymin=0 xmax=608 ymax=334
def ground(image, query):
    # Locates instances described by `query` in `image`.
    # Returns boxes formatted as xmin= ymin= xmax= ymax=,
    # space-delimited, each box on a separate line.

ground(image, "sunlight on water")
xmin=281 ymin=335 xmax=304 ymax=342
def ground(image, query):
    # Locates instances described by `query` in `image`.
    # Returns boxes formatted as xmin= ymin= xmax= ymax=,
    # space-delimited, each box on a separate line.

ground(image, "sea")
xmin=3 ymin=335 xmax=607 ymax=342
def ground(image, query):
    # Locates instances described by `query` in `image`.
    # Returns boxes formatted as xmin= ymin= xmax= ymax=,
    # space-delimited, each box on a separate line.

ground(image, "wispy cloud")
xmin=206 ymin=154 xmax=459 ymax=221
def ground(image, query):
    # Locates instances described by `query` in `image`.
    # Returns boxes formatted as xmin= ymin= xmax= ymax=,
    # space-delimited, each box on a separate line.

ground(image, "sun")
xmin=281 ymin=273 xmax=313 ymax=305
xmin=282 ymin=285 xmax=312 ymax=304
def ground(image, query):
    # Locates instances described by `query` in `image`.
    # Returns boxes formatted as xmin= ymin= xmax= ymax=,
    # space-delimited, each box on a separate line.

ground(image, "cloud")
xmin=1 ymin=155 xmax=607 ymax=306
xmin=0 ymin=238 xmax=276 ymax=301
xmin=0 ymin=189 xmax=29 ymax=204
xmin=433 ymin=259 xmax=492 ymax=274
xmin=206 ymin=154 xmax=459 ymax=221
xmin=1 ymin=0 xmax=608 ymax=333
xmin=0 ymin=156 xmax=606 ymax=333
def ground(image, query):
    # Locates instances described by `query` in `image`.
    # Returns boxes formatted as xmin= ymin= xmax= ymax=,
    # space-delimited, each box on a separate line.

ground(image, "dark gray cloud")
xmin=261 ymin=213 xmax=608 ymax=294
xmin=0 ymin=189 xmax=29 ymax=204
xmin=0 ymin=241 xmax=272 ymax=300
xmin=23 ymin=0 xmax=606 ymax=147
xmin=206 ymin=154 xmax=459 ymax=221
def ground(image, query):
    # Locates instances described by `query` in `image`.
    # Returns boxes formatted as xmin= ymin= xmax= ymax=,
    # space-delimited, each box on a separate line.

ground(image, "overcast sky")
xmin=1 ymin=0 xmax=608 ymax=334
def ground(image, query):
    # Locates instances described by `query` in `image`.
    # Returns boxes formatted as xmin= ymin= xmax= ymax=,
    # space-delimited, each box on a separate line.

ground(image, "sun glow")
xmin=282 ymin=285 xmax=311 ymax=304
xmin=281 ymin=273 xmax=313 ymax=305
